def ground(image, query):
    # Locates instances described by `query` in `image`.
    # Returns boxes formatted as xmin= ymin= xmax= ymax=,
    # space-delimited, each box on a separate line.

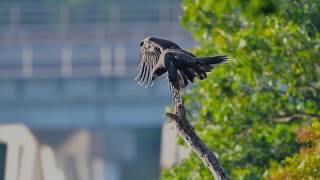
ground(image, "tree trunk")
xmin=166 ymin=101 xmax=228 ymax=180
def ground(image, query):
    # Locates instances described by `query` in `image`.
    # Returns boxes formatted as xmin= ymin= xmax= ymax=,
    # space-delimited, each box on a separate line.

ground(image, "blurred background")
xmin=0 ymin=0 xmax=194 ymax=180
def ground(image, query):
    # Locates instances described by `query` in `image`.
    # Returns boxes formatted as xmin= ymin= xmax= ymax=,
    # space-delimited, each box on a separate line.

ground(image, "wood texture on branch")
xmin=166 ymin=101 xmax=228 ymax=180
xmin=275 ymin=113 xmax=320 ymax=122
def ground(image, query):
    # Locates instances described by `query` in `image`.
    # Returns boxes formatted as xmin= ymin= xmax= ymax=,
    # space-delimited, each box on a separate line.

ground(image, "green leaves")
xmin=163 ymin=0 xmax=320 ymax=179
xmin=268 ymin=121 xmax=320 ymax=179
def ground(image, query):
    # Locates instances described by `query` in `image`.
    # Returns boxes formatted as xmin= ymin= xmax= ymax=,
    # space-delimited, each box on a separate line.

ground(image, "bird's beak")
xmin=140 ymin=41 xmax=144 ymax=47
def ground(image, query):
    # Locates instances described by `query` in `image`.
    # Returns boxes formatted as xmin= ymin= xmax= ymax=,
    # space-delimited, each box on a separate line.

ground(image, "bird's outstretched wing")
xmin=162 ymin=50 xmax=227 ymax=97
xmin=135 ymin=44 xmax=161 ymax=87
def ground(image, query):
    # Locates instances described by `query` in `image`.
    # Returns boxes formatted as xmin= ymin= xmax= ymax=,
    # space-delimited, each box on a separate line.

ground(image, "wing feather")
xmin=138 ymin=63 xmax=147 ymax=84
xmin=143 ymin=64 xmax=150 ymax=85
xmin=135 ymin=44 xmax=161 ymax=87
xmin=162 ymin=50 xmax=210 ymax=91
xmin=135 ymin=62 xmax=145 ymax=81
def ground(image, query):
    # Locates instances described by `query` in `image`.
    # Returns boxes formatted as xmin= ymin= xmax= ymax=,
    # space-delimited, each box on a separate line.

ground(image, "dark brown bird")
xmin=135 ymin=37 xmax=227 ymax=98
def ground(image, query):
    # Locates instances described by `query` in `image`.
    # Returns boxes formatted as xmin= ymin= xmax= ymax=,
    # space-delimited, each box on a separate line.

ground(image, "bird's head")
xmin=140 ymin=37 xmax=161 ymax=52
xmin=140 ymin=37 xmax=181 ymax=51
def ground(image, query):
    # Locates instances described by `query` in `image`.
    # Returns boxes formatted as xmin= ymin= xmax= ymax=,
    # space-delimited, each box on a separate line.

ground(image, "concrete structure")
xmin=160 ymin=122 xmax=191 ymax=169
xmin=0 ymin=124 xmax=43 ymax=180
xmin=0 ymin=124 xmax=68 ymax=180
xmin=0 ymin=0 xmax=195 ymax=179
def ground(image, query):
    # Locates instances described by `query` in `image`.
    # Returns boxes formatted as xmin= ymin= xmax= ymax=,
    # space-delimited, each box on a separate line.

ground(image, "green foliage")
xmin=162 ymin=0 xmax=320 ymax=179
xmin=268 ymin=121 xmax=320 ymax=179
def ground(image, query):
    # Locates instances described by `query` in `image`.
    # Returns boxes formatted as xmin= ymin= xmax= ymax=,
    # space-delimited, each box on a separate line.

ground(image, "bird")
xmin=135 ymin=37 xmax=227 ymax=99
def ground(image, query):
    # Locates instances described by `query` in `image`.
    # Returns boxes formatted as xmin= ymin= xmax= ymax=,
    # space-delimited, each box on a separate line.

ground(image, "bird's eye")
xmin=140 ymin=41 xmax=144 ymax=47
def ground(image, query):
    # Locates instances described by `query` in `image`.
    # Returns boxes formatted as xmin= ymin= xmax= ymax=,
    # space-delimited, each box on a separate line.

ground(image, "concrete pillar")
xmin=160 ymin=122 xmax=191 ymax=169
xmin=56 ymin=130 xmax=91 ymax=180
xmin=0 ymin=124 xmax=43 ymax=180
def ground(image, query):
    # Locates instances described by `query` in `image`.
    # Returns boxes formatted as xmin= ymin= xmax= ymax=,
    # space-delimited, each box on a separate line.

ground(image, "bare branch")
xmin=166 ymin=101 xmax=229 ymax=180
xmin=275 ymin=113 xmax=320 ymax=122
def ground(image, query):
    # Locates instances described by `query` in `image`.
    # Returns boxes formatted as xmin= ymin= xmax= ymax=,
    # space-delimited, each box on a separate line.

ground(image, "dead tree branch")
xmin=275 ymin=113 xmax=320 ymax=122
xmin=166 ymin=100 xmax=228 ymax=180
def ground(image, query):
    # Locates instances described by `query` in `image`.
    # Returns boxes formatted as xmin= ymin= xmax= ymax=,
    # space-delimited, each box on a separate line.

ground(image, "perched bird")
xmin=135 ymin=37 xmax=227 ymax=98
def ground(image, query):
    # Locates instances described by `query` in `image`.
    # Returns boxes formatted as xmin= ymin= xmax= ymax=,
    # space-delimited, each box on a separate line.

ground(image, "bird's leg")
xmin=168 ymin=82 xmax=182 ymax=113
xmin=174 ymin=93 xmax=183 ymax=113
xmin=164 ymin=57 xmax=182 ymax=113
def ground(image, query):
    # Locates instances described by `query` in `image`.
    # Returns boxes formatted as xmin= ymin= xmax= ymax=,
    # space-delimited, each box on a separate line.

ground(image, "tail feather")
xmin=197 ymin=55 xmax=228 ymax=65
xmin=196 ymin=55 xmax=228 ymax=73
